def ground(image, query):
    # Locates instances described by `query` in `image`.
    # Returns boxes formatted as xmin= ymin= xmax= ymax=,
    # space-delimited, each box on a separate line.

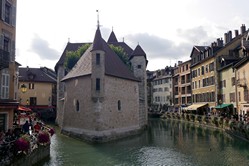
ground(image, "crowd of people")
xmin=0 ymin=115 xmax=45 ymax=149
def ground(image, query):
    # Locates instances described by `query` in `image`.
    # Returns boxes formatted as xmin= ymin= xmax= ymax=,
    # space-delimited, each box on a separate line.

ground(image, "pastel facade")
xmin=190 ymin=46 xmax=219 ymax=109
xmin=174 ymin=60 xmax=191 ymax=108
xmin=234 ymin=57 xmax=249 ymax=116
xmin=0 ymin=0 xmax=17 ymax=131
xmin=152 ymin=67 xmax=173 ymax=107
xmin=18 ymin=67 xmax=57 ymax=109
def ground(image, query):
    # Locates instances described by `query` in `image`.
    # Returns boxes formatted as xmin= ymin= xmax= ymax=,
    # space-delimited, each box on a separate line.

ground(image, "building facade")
xmin=0 ymin=0 xmax=17 ymax=132
xmin=178 ymin=61 xmax=191 ymax=105
xmin=57 ymin=26 xmax=148 ymax=142
xmin=152 ymin=67 xmax=173 ymax=111
xmin=190 ymin=45 xmax=219 ymax=112
xmin=234 ymin=57 xmax=249 ymax=116
xmin=18 ymin=67 xmax=57 ymax=110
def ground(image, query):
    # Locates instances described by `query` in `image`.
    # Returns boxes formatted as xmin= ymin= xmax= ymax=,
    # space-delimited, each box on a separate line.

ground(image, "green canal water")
xmin=38 ymin=119 xmax=249 ymax=166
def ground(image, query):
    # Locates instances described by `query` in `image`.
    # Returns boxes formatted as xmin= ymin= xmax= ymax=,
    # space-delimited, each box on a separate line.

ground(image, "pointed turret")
xmin=130 ymin=44 xmax=147 ymax=60
xmin=92 ymin=27 xmax=104 ymax=51
xmin=107 ymin=30 xmax=118 ymax=43
xmin=129 ymin=43 xmax=148 ymax=128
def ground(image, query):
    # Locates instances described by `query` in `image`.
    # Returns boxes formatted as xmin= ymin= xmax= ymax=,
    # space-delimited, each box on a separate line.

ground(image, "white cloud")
xmin=16 ymin=0 xmax=249 ymax=71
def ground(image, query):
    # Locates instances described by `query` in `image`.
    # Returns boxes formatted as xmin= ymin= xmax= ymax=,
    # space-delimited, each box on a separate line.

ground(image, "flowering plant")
xmin=15 ymin=135 xmax=30 ymax=153
xmin=37 ymin=131 xmax=50 ymax=145
xmin=48 ymin=128 xmax=55 ymax=136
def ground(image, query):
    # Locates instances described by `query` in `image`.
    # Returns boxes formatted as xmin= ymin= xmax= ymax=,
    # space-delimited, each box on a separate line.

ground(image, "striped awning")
xmin=185 ymin=103 xmax=208 ymax=111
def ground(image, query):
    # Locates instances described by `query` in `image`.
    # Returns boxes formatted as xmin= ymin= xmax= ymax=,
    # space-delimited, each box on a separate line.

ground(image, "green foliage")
xmin=64 ymin=44 xmax=91 ymax=70
xmin=109 ymin=44 xmax=132 ymax=69
xmin=64 ymin=43 xmax=132 ymax=71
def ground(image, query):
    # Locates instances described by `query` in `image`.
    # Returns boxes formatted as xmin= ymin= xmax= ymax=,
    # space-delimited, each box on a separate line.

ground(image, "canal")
xmin=37 ymin=119 xmax=249 ymax=166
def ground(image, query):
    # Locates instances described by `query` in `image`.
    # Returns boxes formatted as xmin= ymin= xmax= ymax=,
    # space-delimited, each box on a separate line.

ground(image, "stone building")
xmin=55 ymin=26 xmax=148 ymax=142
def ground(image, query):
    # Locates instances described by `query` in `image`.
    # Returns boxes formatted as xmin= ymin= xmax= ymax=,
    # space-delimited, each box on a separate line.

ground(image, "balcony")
xmin=237 ymin=78 xmax=247 ymax=87
xmin=0 ymin=50 xmax=10 ymax=69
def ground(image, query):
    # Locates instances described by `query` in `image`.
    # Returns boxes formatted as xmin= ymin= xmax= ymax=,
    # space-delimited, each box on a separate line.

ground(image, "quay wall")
xmin=11 ymin=145 xmax=50 ymax=166
xmin=161 ymin=112 xmax=249 ymax=142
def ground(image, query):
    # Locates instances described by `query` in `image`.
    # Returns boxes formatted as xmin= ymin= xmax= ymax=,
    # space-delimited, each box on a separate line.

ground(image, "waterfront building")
xmin=234 ymin=56 xmax=249 ymax=116
xmin=215 ymin=25 xmax=248 ymax=110
xmin=56 ymin=25 xmax=148 ymax=142
xmin=151 ymin=66 xmax=174 ymax=111
xmin=0 ymin=0 xmax=17 ymax=131
xmin=216 ymin=60 xmax=238 ymax=115
xmin=187 ymin=24 xmax=249 ymax=114
xmin=189 ymin=44 xmax=222 ymax=113
xmin=173 ymin=60 xmax=191 ymax=112
xmin=146 ymin=70 xmax=156 ymax=109
xmin=18 ymin=67 xmax=57 ymax=110
xmin=55 ymin=31 xmax=138 ymax=128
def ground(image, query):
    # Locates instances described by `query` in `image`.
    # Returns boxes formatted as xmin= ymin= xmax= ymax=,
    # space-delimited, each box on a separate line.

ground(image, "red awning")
xmin=18 ymin=106 xmax=32 ymax=112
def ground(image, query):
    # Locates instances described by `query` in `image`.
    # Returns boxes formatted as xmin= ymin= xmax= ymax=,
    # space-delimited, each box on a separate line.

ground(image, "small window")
xmin=76 ymin=100 xmax=79 ymax=112
xmin=3 ymin=37 xmax=9 ymax=52
xmin=137 ymin=65 xmax=141 ymax=69
xmin=118 ymin=100 xmax=121 ymax=111
xmin=96 ymin=53 xmax=100 ymax=65
xmin=5 ymin=3 xmax=11 ymax=24
xmin=29 ymin=83 xmax=34 ymax=89
xmin=96 ymin=78 xmax=100 ymax=91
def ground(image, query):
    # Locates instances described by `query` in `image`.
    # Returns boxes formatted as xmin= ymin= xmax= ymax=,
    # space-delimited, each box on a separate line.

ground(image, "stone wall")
xmin=11 ymin=146 xmax=50 ymax=166
xmin=61 ymin=75 xmax=142 ymax=142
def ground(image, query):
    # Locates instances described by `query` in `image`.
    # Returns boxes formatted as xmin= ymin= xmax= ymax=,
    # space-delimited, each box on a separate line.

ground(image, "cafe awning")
xmin=18 ymin=106 xmax=32 ymax=112
xmin=215 ymin=104 xmax=233 ymax=109
xmin=185 ymin=103 xmax=208 ymax=111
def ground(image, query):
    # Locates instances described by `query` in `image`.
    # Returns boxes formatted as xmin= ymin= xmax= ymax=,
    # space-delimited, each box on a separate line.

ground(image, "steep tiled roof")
xmin=130 ymin=44 xmax=147 ymax=60
xmin=61 ymin=45 xmax=93 ymax=81
xmin=19 ymin=67 xmax=56 ymax=83
xmin=92 ymin=27 xmax=104 ymax=51
xmin=107 ymin=30 xmax=118 ymax=43
xmin=61 ymin=28 xmax=138 ymax=82
xmin=194 ymin=46 xmax=207 ymax=52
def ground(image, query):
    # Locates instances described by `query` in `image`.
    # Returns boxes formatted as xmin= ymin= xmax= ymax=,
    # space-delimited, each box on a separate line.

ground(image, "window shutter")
xmin=11 ymin=5 xmax=15 ymax=26
xmin=1 ymin=0 xmax=5 ymax=21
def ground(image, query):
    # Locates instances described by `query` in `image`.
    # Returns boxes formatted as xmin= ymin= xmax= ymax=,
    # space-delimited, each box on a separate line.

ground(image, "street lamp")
xmin=20 ymin=84 xmax=27 ymax=93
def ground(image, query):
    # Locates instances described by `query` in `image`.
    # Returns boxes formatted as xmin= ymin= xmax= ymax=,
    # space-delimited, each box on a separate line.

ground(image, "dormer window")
xmin=96 ymin=53 xmax=100 ymax=65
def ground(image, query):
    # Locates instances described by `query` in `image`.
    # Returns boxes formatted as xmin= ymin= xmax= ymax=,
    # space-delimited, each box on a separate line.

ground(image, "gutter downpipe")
xmin=235 ymin=68 xmax=238 ymax=115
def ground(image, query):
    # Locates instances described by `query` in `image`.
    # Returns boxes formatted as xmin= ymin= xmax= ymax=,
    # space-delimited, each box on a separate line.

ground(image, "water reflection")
xmin=37 ymin=119 xmax=249 ymax=166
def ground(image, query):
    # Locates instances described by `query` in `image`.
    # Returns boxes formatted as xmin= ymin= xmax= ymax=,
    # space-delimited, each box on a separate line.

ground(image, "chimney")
xmin=224 ymin=33 xmax=228 ymax=44
xmin=211 ymin=42 xmax=217 ymax=47
xmin=217 ymin=38 xmax=223 ymax=47
xmin=241 ymin=24 xmax=246 ymax=34
xmin=178 ymin=61 xmax=182 ymax=65
xmin=228 ymin=31 xmax=232 ymax=42
xmin=235 ymin=30 xmax=239 ymax=37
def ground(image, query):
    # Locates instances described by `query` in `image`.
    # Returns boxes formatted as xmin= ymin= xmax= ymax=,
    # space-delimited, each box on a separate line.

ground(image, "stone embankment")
xmin=161 ymin=112 xmax=249 ymax=142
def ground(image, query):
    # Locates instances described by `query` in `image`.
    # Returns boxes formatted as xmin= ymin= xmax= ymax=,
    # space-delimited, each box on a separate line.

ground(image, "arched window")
xmin=118 ymin=100 xmax=121 ymax=111
xmin=76 ymin=100 xmax=80 ymax=112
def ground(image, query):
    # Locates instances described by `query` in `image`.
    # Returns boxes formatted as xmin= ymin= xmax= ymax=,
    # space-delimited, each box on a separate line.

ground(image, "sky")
xmin=16 ymin=0 xmax=249 ymax=71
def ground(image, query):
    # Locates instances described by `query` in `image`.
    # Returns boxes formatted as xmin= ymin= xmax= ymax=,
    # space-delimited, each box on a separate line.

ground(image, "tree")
xmin=64 ymin=44 xmax=91 ymax=71
xmin=64 ymin=43 xmax=131 ymax=71
xmin=109 ymin=44 xmax=132 ymax=70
